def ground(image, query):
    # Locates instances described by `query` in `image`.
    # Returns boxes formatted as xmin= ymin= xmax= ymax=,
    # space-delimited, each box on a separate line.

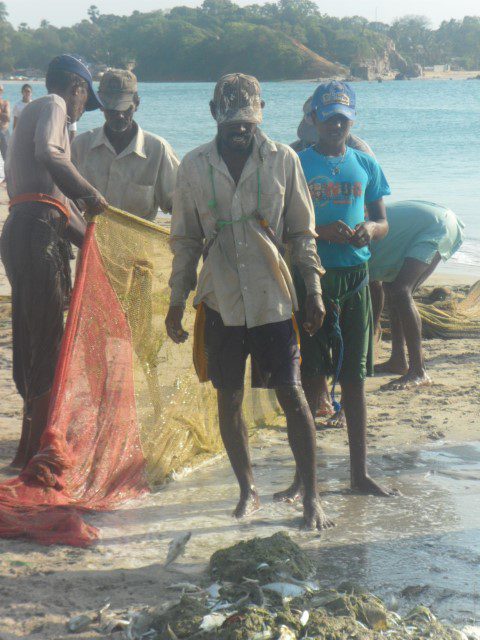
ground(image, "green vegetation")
xmin=1 ymin=1 xmax=480 ymax=80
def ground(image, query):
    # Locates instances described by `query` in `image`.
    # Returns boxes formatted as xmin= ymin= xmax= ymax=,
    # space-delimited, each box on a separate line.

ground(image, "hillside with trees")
xmin=0 ymin=1 xmax=479 ymax=80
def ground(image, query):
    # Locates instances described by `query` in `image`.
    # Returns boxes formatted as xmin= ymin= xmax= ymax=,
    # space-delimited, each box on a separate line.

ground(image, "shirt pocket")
xmin=259 ymin=181 xmax=286 ymax=229
xmin=122 ymin=183 xmax=155 ymax=216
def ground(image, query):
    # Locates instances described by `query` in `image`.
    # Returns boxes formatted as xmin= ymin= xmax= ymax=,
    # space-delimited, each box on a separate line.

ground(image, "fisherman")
xmin=1 ymin=54 xmax=107 ymax=468
xmin=72 ymin=69 xmax=179 ymax=221
xmin=370 ymin=200 xmax=465 ymax=389
xmin=291 ymin=92 xmax=376 ymax=421
xmin=291 ymin=94 xmax=374 ymax=156
xmin=278 ymin=81 xmax=395 ymax=500
xmin=166 ymin=73 xmax=331 ymax=530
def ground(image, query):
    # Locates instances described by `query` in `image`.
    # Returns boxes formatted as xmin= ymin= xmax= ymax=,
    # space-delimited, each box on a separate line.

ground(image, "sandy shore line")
xmin=0 ymin=192 xmax=478 ymax=638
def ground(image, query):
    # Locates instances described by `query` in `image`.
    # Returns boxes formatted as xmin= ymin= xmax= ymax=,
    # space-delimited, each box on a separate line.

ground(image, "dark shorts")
xmin=204 ymin=305 xmax=301 ymax=390
xmin=0 ymin=204 xmax=72 ymax=404
xmin=295 ymin=264 xmax=374 ymax=382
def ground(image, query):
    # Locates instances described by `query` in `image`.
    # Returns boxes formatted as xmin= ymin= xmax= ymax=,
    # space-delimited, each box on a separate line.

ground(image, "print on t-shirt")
xmin=298 ymin=146 xmax=391 ymax=268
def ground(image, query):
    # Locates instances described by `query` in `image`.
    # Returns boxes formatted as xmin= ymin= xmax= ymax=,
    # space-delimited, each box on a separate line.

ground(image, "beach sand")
xmin=0 ymin=189 xmax=479 ymax=638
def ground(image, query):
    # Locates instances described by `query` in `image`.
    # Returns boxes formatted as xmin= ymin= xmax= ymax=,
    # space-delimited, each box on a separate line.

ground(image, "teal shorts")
xmin=294 ymin=264 xmax=374 ymax=382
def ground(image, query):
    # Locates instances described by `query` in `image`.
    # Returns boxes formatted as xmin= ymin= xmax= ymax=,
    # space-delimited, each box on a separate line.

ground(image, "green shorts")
xmin=294 ymin=264 xmax=374 ymax=382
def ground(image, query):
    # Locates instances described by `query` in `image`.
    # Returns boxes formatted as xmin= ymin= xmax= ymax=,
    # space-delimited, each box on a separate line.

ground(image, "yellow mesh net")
xmin=94 ymin=206 xmax=279 ymax=484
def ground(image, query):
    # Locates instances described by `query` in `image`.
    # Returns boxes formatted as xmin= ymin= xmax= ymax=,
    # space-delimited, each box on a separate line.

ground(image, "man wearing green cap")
xmin=1 ymin=54 xmax=107 ymax=468
xmin=166 ymin=73 xmax=331 ymax=531
xmin=72 ymin=69 xmax=179 ymax=221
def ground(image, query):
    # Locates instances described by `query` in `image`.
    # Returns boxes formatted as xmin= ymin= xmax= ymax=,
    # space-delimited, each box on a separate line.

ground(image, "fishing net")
xmin=417 ymin=281 xmax=480 ymax=339
xmin=380 ymin=281 xmax=480 ymax=340
xmin=0 ymin=207 xmax=278 ymax=546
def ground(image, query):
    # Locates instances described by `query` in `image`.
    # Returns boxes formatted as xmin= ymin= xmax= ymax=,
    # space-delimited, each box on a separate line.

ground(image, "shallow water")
xmin=91 ymin=434 xmax=480 ymax=625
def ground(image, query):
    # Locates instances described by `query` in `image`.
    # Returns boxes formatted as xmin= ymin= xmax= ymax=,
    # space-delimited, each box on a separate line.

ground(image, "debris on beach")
xmin=65 ymin=533 xmax=468 ymax=639
xmin=165 ymin=531 xmax=192 ymax=566
xmin=209 ymin=531 xmax=314 ymax=583
xmin=66 ymin=613 xmax=93 ymax=632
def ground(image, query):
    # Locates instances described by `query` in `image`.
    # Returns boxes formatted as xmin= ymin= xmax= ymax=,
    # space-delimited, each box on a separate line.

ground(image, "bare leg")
xmin=24 ymin=390 xmax=51 ymax=465
xmin=10 ymin=408 xmax=31 ymax=468
xmin=381 ymin=256 xmax=440 ymax=390
xmin=342 ymin=379 xmax=396 ymax=496
xmin=369 ymin=280 xmax=385 ymax=343
xmin=375 ymin=284 xmax=408 ymax=375
xmin=275 ymin=385 xmax=333 ymax=530
xmin=273 ymin=374 xmax=326 ymax=503
xmin=217 ymin=388 xmax=260 ymax=518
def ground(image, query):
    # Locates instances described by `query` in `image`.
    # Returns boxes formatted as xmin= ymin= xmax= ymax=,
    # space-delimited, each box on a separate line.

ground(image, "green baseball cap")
xmin=98 ymin=69 xmax=137 ymax=110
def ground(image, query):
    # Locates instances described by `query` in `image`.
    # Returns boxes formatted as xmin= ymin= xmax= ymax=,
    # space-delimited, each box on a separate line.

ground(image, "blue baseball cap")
xmin=310 ymin=81 xmax=356 ymax=122
xmin=47 ymin=54 xmax=103 ymax=111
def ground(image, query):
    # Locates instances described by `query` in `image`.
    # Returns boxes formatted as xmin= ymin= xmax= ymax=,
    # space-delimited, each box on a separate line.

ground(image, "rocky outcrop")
xmin=350 ymin=39 xmax=422 ymax=79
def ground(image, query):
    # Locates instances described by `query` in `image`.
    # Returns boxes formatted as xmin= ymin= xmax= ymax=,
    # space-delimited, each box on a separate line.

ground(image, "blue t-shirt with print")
xmin=298 ymin=146 xmax=391 ymax=268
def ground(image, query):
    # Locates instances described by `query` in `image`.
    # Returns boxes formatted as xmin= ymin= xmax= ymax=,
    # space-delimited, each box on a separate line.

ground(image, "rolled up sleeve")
xmin=284 ymin=152 xmax=324 ymax=294
xmin=155 ymin=141 xmax=180 ymax=214
xmin=169 ymin=163 xmax=204 ymax=307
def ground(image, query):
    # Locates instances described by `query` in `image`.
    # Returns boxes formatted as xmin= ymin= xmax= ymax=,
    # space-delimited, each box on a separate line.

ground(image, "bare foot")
xmin=381 ymin=371 xmax=432 ymax=391
xmin=233 ymin=488 xmax=261 ymax=519
xmin=375 ymin=359 xmax=408 ymax=375
xmin=301 ymin=497 xmax=335 ymax=530
xmin=317 ymin=409 xmax=346 ymax=430
xmin=316 ymin=394 xmax=334 ymax=418
xmin=273 ymin=481 xmax=304 ymax=503
xmin=351 ymin=474 xmax=400 ymax=497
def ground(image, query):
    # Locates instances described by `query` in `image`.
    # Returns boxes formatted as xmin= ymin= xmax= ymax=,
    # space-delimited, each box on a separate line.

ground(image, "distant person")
xmin=166 ymin=73 xmax=331 ymax=530
xmin=282 ymin=81 xmax=396 ymax=500
xmin=370 ymin=200 xmax=465 ymax=390
xmin=72 ymin=69 xmax=179 ymax=221
xmin=13 ymin=84 xmax=33 ymax=129
xmin=0 ymin=84 xmax=10 ymax=166
xmin=291 ymin=94 xmax=374 ymax=156
xmin=1 ymin=54 xmax=106 ymax=468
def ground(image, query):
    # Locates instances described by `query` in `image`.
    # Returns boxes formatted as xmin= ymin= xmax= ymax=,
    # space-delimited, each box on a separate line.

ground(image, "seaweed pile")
xmin=67 ymin=533 xmax=469 ymax=639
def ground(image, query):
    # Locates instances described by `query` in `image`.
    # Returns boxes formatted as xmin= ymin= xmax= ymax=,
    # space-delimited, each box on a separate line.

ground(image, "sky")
xmin=6 ymin=0 xmax=480 ymax=28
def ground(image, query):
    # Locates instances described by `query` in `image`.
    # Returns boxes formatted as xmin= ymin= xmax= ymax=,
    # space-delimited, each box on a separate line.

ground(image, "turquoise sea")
xmin=2 ymin=80 xmax=480 ymax=273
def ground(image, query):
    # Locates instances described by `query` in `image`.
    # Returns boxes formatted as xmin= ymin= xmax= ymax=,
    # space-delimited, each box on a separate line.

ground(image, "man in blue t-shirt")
xmin=276 ymin=81 xmax=396 ymax=501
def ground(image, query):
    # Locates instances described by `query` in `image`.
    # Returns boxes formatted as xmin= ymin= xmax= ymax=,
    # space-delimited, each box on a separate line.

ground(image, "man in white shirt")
xmin=13 ymin=84 xmax=33 ymax=129
xmin=166 ymin=74 xmax=331 ymax=530
xmin=72 ymin=69 xmax=179 ymax=220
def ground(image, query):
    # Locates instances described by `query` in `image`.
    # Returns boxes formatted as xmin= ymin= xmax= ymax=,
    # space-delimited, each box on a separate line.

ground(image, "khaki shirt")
xmin=6 ymin=94 xmax=70 ymax=205
xmin=169 ymin=130 xmax=324 ymax=328
xmin=71 ymin=125 xmax=179 ymax=220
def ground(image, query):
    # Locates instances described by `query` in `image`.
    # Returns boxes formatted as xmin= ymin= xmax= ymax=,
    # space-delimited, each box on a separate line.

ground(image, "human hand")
xmin=350 ymin=222 xmax=374 ymax=248
xmin=165 ymin=305 xmax=189 ymax=343
xmin=81 ymin=192 xmax=108 ymax=216
xmin=303 ymin=293 xmax=326 ymax=336
xmin=316 ymin=221 xmax=353 ymax=244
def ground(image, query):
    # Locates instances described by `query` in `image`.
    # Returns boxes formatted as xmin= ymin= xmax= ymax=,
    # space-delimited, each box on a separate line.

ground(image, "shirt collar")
xmin=91 ymin=123 xmax=147 ymax=159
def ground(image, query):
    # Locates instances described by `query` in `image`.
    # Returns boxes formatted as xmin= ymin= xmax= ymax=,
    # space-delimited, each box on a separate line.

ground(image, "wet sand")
xmin=0 ymin=190 xmax=479 ymax=638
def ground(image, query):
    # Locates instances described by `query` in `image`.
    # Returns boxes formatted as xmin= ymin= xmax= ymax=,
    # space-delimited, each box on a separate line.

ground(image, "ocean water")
xmin=3 ymin=79 xmax=480 ymax=272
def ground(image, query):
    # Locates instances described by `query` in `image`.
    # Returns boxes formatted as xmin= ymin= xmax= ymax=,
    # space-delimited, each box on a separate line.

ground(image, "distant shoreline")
xmin=1 ymin=70 xmax=480 ymax=85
